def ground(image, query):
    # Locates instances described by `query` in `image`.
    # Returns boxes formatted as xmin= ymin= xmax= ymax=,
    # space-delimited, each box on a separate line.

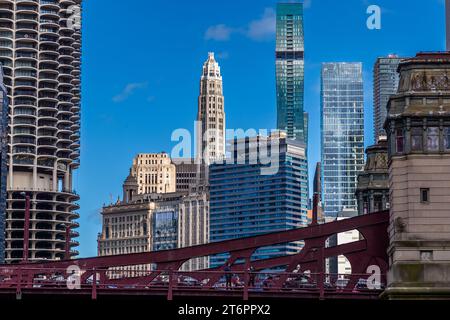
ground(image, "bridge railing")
xmin=0 ymin=265 xmax=386 ymax=300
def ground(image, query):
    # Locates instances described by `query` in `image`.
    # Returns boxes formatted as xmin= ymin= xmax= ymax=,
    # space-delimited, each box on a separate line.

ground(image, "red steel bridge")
xmin=0 ymin=211 xmax=389 ymax=301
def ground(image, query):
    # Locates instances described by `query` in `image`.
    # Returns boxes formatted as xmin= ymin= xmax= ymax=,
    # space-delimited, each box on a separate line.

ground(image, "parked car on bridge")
xmin=283 ymin=274 xmax=317 ymax=290
xmin=353 ymin=278 xmax=385 ymax=292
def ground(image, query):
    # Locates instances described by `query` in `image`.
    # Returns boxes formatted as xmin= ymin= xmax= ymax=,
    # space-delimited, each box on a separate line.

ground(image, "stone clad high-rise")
xmin=196 ymin=52 xmax=225 ymax=166
xmin=276 ymin=3 xmax=306 ymax=144
xmin=0 ymin=0 xmax=82 ymax=262
xmin=321 ymin=63 xmax=365 ymax=218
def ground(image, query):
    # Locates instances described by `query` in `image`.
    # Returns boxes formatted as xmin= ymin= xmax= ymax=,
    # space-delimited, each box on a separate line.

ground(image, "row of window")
xmin=395 ymin=127 xmax=450 ymax=153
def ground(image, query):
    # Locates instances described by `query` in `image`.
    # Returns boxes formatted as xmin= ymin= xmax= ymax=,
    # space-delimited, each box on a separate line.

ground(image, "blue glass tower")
xmin=209 ymin=133 xmax=309 ymax=267
xmin=276 ymin=3 xmax=306 ymax=144
xmin=0 ymin=67 xmax=8 ymax=264
xmin=321 ymin=63 xmax=365 ymax=218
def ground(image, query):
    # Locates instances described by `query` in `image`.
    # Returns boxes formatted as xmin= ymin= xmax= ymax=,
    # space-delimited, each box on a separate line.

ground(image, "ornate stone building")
xmin=99 ymin=172 xmax=210 ymax=271
xmin=355 ymin=137 xmax=389 ymax=215
xmin=131 ymin=153 xmax=176 ymax=195
xmin=384 ymin=52 xmax=450 ymax=299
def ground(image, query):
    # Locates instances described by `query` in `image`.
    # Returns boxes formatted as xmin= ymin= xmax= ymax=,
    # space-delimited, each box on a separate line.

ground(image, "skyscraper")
xmin=0 ymin=66 xmax=8 ymax=264
xmin=321 ymin=63 xmax=365 ymax=218
xmin=373 ymin=55 xmax=402 ymax=140
xmin=276 ymin=3 xmax=306 ymax=144
xmin=0 ymin=0 xmax=82 ymax=262
xmin=209 ymin=132 xmax=309 ymax=267
xmin=196 ymin=52 xmax=225 ymax=166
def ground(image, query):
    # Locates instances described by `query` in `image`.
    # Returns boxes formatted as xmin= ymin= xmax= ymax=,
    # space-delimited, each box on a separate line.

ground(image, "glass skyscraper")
xmin=209 ymin=132 xmax=309 ymax=267
xmin=0 ymin=67 xmax=8 ymax=264
xmin=276 ymin=3 xmax=306 ymax=144
xmin=321 ymin=63 xmax=365 ymax=217
xmin=373 ymin=55 xmax=402 ymax=140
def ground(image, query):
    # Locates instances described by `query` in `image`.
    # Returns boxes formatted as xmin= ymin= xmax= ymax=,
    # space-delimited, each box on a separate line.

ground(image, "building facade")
xmin=196 ymin=52 xmax=225 ymax=166
xmin=99 ymin=173 xmax=209 ymax=271
xmin=321 ymin=63 xmax=365 ymax=218
xmin=355 ymin=137 xmax=389 ymax=215
xmin=276 ymin=3 xmax=307 ymax=144
xmin=0 ymin=0 xmax=82 ymax=263
xmin=98 ymin=200 xmax=153 ymax=257
xmin=0 ymin=65 xmax=8 ymax=264
xmin=152 ymin=203 xmax=179 ymax=252
xmin=178 ymin=184 xmax=209 ymax=271
xmin=98 ymin=191 xmax=184 ymax=253
xmin=384 ymin=53 xmax=450 ymax=299
xmin=173 ymin=159 xmax=199 ymax=193
xmin=373 ymin=55 xmax=402 ymax=140
xmin=209 ymin=132 xmax=309 ymax=267
xmin=131 ymin=153 xmax=176 ymax=195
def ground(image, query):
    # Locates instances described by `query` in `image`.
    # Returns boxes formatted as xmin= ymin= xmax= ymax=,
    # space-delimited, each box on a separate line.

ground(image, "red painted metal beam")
xmin=20 ymin=211 xmax=388 ymax=270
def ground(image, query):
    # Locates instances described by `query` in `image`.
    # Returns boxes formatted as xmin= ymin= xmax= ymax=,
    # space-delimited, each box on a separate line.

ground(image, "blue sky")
xmin=77 ymin=0 xmax=445 ymax=257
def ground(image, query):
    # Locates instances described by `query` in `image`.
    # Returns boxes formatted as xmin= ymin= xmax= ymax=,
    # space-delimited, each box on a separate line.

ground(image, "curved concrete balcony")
xmin=16 ymin=16 xmax=38 ymax=26
xmin=60 ymin=0 xmax=77 ymax=5
xmin=16 ymin=0 xmax=38 ymax=6
xmin=38 ymin=96 xmax=58 ymax=104
xmin=40 ymin=2 xmax=60 ymax=10
xmin=0 ymin=7 xmax=13 ymax=15
xmin=0 ymin=38 xmax=12 ymax=49
xmin=0 ymin=15 xmax=14 ymax=24
xmin=39 ymin=59 xmax=59 ymax=68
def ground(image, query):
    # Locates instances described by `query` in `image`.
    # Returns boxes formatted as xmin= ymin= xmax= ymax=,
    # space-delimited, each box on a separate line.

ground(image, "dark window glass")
xmin=444 ymin=127 xmax=450 ymax=150
xmin=396 ymin=129 xmax=404 ymax=153
xmin=420 ymin=188 xmax=430 ymax=203
xmin=411 ymin=127 xmax=423 ymax=151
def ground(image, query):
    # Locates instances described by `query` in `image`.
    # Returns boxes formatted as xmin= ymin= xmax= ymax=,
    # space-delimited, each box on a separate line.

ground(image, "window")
xmin=444 ymin=127 xmax=450 ymax=150
xmin=411 ymin=127 xmax=423 ymax=151
xmin=420 ymin=188 xmax=430 ymax=204
xmin=427 ymin=127 xmax=439 ymax=151
xmin=396 ymin=129 xmax=404 ymax=153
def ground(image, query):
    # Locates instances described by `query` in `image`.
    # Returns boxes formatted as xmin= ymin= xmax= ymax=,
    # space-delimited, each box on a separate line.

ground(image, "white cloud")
xmin=204 ymin=7 xmax=277 ymax=42
xmin=204 ymin=24 xmax=234 ymax=41
xmin=113 ymin=82 xmax=148 ymax=103
xmin=216 ymin=51 xmax=230 ymax=59
xmin=246 ymin=8 xmax=276 ymax=41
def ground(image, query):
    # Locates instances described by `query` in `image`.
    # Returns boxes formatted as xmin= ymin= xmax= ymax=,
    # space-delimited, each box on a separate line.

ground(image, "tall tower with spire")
xmin=196 ymin=53 xmax=225 ymax=166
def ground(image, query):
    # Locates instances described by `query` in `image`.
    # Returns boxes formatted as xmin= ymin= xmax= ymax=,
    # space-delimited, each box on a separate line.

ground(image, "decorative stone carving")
xmin=409 ymin=71 xmax=450 ymax=92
